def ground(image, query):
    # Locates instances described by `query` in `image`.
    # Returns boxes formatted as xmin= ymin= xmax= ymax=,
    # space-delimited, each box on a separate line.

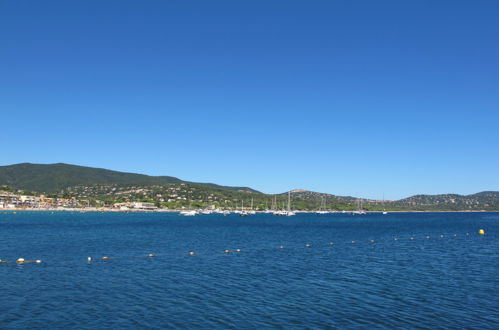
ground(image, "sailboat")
xmin=248 ymin=197 xmax=256 ymax=214
xmin=233 ymin=200 xmax=242 ymax=214
xmin=382 ymin=194 xmax=388 ymax=214
xmin=359 ymin=198 xmax=367 ymax=214
xmin=240 ymin=200 xmax=248 ymax=216
xmin=353 ymin=198 xmax=366 ymax=215
xmin=316 ymin=196 xmax=329 ymax=214
xmin=272 ymin=195 xmax=284 ymax=215
xmin=285 ymin=191 xmax=296 ymax=216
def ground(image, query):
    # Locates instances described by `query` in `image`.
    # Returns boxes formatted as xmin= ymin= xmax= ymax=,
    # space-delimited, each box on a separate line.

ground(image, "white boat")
xmin=237 ymin=200 xmax=246 ymax=216
xmin=316 ymin=196 xmax=328 ymax=214
xmin=382 ymin=194 xmax=388 ymax=214
xmin=285 ymin=191 xmax=295 ymax=216
xmin=248 ymin=198 xmax=256 ymax=214
xmin=353 ymin=198 xmax=366 ymax=215
xmin=180 ymin=210 xmax=197 ymax=216
xmin=239 ymin=200 xmax=248 ymax=216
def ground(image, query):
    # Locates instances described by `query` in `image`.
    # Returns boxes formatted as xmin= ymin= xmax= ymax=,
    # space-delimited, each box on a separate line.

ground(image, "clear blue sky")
xmin=1 ymin=1 xmax=498 ymax=199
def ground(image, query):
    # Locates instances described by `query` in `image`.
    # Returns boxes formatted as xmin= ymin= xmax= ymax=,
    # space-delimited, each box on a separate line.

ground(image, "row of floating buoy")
xmin=0 ymin=258 xmax=42 ymax=264
xmin=0 ymin=230 xmax=488 ymax=265
xmin=87 ymin=253 xmax=158 ymax=262
xmin=223 ymin=249 xmax=242 ymax=253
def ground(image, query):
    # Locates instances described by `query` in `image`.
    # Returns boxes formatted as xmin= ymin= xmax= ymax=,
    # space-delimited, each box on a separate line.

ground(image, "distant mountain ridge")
xmin=0 ymin=163 xmax=259 ymax=194
xmin=284 ymin=190 xmax=499 ymax=210
xmin=0 ymin=163 xmax=497 ymax=210
xmin=393 ymin=191 xmax=499 ymax=210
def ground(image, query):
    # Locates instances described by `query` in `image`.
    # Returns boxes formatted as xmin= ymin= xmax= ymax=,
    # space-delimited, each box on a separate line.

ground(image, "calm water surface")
xmin=0 ymin=211 xmax=498 ymax=329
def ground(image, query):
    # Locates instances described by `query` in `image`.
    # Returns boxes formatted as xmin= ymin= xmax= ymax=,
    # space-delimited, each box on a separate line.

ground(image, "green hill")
xmin=393 ymin=191 xmax=499 ymax=210
xmin=0 ymin=163 xmax=497 ymax=210
xmin=0 ymin=163 xmax=259 ymax=194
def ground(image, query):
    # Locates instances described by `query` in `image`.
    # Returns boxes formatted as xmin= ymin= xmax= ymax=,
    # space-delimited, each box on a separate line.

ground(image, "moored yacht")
xmin=316 ymin=196 xmax=329 ymax=214
xmin=285 ymin=191 xmax=295 ymax=216
xmin=180 ymin=210 xmax=197 ymax=216
xmin=382 ymin=194 xmax=388 ymax=214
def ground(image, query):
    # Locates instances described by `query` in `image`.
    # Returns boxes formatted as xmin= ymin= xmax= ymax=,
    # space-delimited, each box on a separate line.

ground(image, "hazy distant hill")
xmin=283 ymin=189 xmax=499 ymax=211
xmin=393 ymin=191 xmax=499 ymax=210
xmin=0 ymin=163 xmax=259 ymax=194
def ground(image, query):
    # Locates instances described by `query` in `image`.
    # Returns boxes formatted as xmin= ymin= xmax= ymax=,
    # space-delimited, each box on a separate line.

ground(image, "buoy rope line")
xmin=0 ymin=229 xmax=488 ymax=265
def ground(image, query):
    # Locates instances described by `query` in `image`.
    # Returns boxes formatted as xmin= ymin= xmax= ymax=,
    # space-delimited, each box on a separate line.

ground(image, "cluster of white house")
xmin=0 ymin=192 xmax=161 ymax=210
xmin=0 ymin=190 xmax=221 ymax=211
xmin=0 ymin=192 xmax=80 ymax=209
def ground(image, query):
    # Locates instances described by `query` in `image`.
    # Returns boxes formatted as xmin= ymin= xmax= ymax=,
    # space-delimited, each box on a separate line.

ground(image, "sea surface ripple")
xmin=0 ymin=211 xmax=498 ymax=329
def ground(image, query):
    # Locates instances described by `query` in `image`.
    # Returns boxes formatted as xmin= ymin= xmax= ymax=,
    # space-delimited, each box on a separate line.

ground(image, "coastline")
xmin=1 ymin=208 xmax=498 ymax=213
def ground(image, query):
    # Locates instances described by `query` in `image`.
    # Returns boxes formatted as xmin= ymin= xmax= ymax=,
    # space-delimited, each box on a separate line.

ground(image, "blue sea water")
xmin=0 ymin=211 xmax=498 ymax=329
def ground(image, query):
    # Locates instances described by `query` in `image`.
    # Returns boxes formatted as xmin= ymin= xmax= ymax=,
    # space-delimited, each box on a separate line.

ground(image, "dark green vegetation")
xmin=1 ymin=163 xmax=498 ymax=210
xmin=0 ymin=163 xmax=258 ymax=194
xmin=391 ymin=191 xmax=499 ymax=211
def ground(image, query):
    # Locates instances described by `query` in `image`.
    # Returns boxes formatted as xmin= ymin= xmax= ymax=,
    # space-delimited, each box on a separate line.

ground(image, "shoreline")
xmin=1 ymin=208 xmax=498 ymax=213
